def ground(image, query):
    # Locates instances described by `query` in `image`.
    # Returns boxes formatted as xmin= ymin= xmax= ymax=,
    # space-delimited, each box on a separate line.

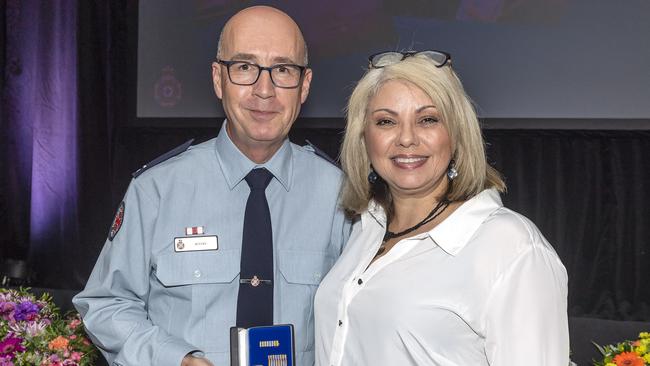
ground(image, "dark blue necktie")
xmin=236 ymin=168 xmax=274 ymax=328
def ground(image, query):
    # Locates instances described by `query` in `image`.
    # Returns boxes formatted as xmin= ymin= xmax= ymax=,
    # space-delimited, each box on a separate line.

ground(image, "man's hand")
xmin=181 ymin=354 xmax=214 ymax=366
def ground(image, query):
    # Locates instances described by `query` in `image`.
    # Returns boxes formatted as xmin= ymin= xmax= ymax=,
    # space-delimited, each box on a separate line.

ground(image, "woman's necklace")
xmin=375 ymin=199 xmax=450 ymax=257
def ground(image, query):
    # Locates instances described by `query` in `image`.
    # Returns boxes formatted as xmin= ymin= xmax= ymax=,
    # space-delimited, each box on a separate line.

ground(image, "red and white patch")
xmin=108 ymin=202 xmax=125 ymax=241
xmin=185 ymin=226 xmax=205 ymax=235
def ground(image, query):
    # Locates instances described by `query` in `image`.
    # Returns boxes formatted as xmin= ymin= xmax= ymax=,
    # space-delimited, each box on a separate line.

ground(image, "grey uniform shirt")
xmin=73 ymin=122 xmax=351 ymax=366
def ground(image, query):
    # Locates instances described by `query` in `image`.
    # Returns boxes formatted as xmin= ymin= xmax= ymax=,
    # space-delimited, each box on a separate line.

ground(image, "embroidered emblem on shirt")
xmin=108 ymin=201 xmax=125 ymax=241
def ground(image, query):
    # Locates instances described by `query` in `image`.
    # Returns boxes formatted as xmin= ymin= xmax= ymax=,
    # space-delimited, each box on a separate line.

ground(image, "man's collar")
xmin=363 ymin=189 xmax=503 ymax=256
xmin=215 ymin=120 xmax=293 ymax=191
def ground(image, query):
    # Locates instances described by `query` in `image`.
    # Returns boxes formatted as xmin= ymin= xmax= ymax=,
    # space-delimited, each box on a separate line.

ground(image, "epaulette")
xmin=132 ymin=139 xmax=194 ymax=178
xmin=303 ymin=139 xmax=339 ymax=167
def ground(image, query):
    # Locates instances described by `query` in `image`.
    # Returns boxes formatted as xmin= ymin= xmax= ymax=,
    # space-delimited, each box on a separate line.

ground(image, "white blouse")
xmin=315 ymin=189 xmax=569 ymax=366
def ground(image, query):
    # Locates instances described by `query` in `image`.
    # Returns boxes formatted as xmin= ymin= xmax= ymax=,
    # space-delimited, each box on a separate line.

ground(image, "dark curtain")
xmin=486 ymin=130 xmax=650 ymax=320
xmin=0 ymin=1 xmax=131 ymax=288
xmin=1 ymin=0 xmax=79 ymax=283
xmin=73 ymin=1 xmax=132 ymax=288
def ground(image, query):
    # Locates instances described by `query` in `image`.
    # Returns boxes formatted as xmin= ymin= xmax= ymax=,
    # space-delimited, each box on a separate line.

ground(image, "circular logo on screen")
xmin=154 ymin=65 xmax=182 ymax=108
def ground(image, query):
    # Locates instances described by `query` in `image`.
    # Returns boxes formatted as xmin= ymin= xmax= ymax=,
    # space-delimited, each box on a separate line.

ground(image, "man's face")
xmin=212 ymin=14 xmax=312 ymax=161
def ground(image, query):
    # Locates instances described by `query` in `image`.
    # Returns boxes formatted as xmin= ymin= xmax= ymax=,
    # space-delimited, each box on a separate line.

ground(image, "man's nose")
xmin=252 ymin=69 xmax=276 ymax=99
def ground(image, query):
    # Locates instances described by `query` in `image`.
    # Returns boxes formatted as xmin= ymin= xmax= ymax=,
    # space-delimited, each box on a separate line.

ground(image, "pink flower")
xmin=0 ymin=354 xmax=16 ymax=366
xmin=67 ymin=319 xmax=81 ymax=330
xmin=47 ymin=354 xmax=63 ymax=365
xmin=0 ymin=336 xmax=25 ymax=358
xmin=70 ymin=352 xmax=82 ymax=361
xmin=0 ymin=302 xmax=16 ymax=322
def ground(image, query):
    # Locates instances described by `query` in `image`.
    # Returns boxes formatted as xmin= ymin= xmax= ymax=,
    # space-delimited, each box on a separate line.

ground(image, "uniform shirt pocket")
xmin=154 ymin=249 xmax=239 ymax=286
xmin=278 ymin=249 xmax=335 ymax=285
xmin=277 ymin=250 xmax=335 ymax=353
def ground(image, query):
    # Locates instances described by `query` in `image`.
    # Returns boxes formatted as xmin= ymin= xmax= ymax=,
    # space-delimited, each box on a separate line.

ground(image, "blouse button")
xmin=357 ymin=278 xmax=363 ymax=285
xmin=338 ymin=320 xmax=343 ymax=326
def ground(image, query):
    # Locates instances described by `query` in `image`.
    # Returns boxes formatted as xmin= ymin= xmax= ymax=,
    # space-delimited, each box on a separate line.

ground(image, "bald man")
xmin=74 ymin=6 xmax=350 ymax=366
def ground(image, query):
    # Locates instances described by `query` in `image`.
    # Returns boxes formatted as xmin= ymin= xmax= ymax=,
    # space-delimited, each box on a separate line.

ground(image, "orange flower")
xmin=48 ymin=336 xmax=70 ymax=351
xmin=613 ymin=351 xmax=645 ymax=366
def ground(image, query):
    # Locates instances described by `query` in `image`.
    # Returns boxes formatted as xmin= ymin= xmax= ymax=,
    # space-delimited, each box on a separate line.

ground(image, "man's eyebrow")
xmin=226 ymin=53 xmax=298 ymax=65
xmin=228 ymin=53 xmax=257 ymax=61
xmin=272 ymin=56 xmax=298 ymax=64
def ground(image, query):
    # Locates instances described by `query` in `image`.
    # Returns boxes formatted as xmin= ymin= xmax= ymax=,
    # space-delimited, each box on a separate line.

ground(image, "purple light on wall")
xmin=28 ymin=4 xmax=79 ymax=243
xmin=5 ymin=0 xmax=79 ymax=280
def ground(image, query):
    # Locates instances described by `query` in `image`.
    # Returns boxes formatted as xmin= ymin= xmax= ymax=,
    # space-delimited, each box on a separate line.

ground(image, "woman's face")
xmin=364 ymin=79 xmax=452 ymax=199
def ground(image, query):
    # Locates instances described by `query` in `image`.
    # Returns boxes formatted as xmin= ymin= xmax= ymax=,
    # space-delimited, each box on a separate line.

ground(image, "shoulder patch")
xmin=132 ymin=139 xmax=194 ymax=178
xmin=303 ymin=139 xmax=339 ymax=167
xmin=108 ymin=201 xmax=125 ymax=241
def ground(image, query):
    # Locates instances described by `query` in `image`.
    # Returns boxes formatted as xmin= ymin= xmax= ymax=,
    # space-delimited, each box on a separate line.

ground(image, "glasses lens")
xmin=270 ymin=64 xmax=303 ymax=88
xmin=227 ymin=62 xmax=260 ymax=85
xmin=371 ymin=52 xmax=405 ymax=68
xmin=418 ymin=51 xmax=449 ymax=66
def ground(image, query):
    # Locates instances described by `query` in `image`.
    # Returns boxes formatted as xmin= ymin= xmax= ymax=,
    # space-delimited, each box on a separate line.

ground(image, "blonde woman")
xmin=315 ymin=51 xmax=569 ymax=365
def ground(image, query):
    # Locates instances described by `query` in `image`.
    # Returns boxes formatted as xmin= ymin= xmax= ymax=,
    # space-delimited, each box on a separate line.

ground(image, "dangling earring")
xmin=447 ymin=160 xmax=458 ymax=180
xmin=368 ymin=167 xmax=379 ymax=184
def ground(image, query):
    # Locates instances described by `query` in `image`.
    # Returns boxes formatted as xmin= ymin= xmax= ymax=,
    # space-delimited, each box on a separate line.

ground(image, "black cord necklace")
xmin=376 ymin=199 xmax=450 ymax=257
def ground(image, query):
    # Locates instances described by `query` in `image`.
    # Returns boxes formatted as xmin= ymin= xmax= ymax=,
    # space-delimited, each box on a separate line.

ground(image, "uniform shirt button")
xmin=357 ymin=278 xmax=363 ymax=285
xmin=193 ymin=270 xmax=201 ymax=278
xmin=338 ymin=320 xmax=343 ymax=326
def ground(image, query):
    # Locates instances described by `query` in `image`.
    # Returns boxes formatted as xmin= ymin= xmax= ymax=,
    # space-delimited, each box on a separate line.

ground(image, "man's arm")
xmin=73 ymin=181 xmax=199 ymax=366
xmin=332 ymin=206 xmax=353 ymax=255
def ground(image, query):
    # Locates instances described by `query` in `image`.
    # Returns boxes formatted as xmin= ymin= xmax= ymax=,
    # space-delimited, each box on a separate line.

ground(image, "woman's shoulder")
xmin=476 ymin=206 xmax=557 ymax=257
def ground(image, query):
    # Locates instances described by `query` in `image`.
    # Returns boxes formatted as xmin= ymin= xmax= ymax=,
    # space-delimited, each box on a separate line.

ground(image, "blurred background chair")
xmin=1 ymin=258 xmax=31 ymax=287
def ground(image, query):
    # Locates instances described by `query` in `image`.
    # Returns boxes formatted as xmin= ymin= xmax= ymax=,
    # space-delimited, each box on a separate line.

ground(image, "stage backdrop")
xmin=137 ymin=0 xmax=650 ymax=122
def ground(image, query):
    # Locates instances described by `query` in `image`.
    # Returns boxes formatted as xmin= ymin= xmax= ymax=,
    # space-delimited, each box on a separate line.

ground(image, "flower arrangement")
xmin=593 ymin=332 xmax=650 ymax=366
xmin=0 ymin=288 xmax=98 ymax=366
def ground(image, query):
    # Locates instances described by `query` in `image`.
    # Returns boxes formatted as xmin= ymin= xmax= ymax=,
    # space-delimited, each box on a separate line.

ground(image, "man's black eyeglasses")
xmin=368 ymin=50 xmax=451 ymax=69
xmin=216 ymin=59 xmax=308 ymax=89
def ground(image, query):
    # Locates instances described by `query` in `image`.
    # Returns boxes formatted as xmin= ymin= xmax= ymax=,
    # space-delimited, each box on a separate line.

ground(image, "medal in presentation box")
xmin=230 ymin=324 xmax=295 ymax=366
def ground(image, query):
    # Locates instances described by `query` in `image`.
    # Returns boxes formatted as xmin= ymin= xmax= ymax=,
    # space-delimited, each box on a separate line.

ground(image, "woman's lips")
xmin=391 ymin=155 xmax=428 ymax=169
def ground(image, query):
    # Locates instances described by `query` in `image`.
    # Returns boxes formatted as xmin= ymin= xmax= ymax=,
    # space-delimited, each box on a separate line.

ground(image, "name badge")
xmin=174 ymin=235 xmax=218 ymax=252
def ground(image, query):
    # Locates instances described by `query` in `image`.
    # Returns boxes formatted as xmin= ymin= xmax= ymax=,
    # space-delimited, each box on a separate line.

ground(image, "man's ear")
xmin=212 ymin=62 xmax=223 ymax=99
xmin=300 ymin=68 xmax=312 ymax=104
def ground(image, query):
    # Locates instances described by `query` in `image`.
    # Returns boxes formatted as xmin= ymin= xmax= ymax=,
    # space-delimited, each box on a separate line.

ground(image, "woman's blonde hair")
xmin=340 ymin=55 xmax=505 ymax=216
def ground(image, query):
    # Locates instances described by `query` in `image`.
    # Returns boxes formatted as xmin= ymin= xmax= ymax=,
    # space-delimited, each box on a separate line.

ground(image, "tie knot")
xmin=245 ymin=168 xmax=273 ymax=190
